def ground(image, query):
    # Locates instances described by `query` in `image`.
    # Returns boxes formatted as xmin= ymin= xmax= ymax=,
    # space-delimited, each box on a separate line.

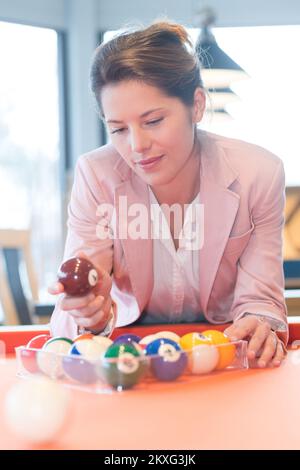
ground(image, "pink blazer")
xmin=50 ymin=130 xmax=288 ymax=342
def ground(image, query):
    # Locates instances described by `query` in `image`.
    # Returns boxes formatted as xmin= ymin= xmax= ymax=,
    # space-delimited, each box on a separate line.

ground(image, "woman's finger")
xmin=76 ymin=250 xmax=89 ymax=260
xmin=247 ymin=321 xmax=271 ymax=360
xmin=271 ymin=340 xmax=286 ymax=367
xmin=224 ymin=315 xmax=258 ymax=341
xmin=72 ymin=309 xmax=108 ymax=329
xmin=102 ymin=295 xmax=112 ymax=316
xmin=69 ymin=295 xmax=105 ymax=318
xmin=48 ymin=281 xmax=64 ymax=295
xmin=256 ymin=332 xmax=277 ymax=368
xmin=60 ymin=292 xmax=96 ymax=311
xmin=93 ymin=266 xmax=112 ymax=297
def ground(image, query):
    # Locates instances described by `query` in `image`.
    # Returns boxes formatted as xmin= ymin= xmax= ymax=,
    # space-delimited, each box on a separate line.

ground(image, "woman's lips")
xmin=136 ymin=155 xmax=164 ymax=168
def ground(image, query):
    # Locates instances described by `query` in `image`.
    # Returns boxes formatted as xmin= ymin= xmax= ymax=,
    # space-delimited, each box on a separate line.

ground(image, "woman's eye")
xmin=147 ymin=118 xmax=163 ymax=125
xmin=110 ymin=118 xmax=163 ymax=135
xmin=111 ymin=128 xmax=125 ymax=134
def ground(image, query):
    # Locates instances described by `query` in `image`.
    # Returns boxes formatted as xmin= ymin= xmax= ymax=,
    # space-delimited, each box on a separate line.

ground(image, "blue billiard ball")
xmin=145 ymin=338 xmax=187 ymax=381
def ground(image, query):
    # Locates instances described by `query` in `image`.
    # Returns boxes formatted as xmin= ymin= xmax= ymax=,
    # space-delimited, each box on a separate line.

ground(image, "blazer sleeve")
xmin=50 ymin=155 xmax=115 ymax=338
xmin=231 ymin=158 xmax=288 ymax=344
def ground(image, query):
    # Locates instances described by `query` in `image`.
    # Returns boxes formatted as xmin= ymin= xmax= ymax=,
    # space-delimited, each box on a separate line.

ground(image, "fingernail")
xmin=274 ymin=360 xmax=280 ymax=367
xmin=258 ymin=360 xmax=266 ymax=368
xmin=230 ymin=336 xmax=238 ymax=342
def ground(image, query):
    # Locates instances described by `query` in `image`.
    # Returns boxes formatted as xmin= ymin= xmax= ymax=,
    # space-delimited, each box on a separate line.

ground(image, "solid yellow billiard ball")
xmin=202 ymin=330 xmax=236 ymax=370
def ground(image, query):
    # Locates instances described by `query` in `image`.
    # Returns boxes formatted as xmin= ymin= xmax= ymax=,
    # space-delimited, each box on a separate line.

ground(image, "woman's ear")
xmin=193 ymin=87 xmax=206 ymax=123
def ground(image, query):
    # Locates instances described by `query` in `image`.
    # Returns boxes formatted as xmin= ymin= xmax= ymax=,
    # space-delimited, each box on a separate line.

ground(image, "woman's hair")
xmin=90 ymin=19 xmax=203 ymax=116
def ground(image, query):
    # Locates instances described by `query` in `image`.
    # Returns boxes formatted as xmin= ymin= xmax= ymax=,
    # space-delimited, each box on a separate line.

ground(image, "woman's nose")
xmin=129 ymin=129 xmax=151 ymax=154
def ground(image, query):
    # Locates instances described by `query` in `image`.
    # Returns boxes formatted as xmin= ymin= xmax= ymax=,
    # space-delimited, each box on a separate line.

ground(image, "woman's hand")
xmin=48 ymin=252 xmax=113 ymax=333
xmin=224 ymin=315 xmax=287 ymax=368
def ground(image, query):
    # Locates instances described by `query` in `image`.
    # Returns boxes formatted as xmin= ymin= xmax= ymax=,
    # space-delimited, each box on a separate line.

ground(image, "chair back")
xmin=0 ymin=229 xmax=38 ymax=325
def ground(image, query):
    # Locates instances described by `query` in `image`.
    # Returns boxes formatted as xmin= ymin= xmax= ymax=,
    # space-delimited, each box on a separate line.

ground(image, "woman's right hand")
xmin=48 ymin=253 xmax=113 ymax=333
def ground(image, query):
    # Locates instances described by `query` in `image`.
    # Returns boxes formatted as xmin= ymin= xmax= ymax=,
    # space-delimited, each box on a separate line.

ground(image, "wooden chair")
xmin=283 ymin=187 xmax=300 ymax=315
xmin=284 ymin=186 xmax=300 ymax=259
xmin=0 ymin=229 xmax=54 ymax=325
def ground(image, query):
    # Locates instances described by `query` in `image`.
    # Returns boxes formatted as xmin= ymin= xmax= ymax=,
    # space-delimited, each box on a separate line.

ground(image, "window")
xmin=0 ymin=21 xmax=63 ymax=318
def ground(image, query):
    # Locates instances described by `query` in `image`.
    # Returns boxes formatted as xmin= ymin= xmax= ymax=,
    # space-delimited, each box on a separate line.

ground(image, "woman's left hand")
xmin=224 ymin=315 xmax=287 ymax=368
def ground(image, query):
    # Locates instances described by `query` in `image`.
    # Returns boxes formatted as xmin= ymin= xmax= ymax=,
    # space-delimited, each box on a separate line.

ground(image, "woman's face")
xmin=101 ymin=80 xmax=205 ymax=187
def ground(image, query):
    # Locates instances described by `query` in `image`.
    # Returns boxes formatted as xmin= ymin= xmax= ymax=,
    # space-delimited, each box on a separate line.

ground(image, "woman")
xmin=50 ymin=20 xmax=288 ymax=367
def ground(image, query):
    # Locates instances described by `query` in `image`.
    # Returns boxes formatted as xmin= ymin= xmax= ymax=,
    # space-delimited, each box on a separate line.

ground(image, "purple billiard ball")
xmin=57 ymin=257 xmax=99 ymax=296
xmin=62 ymin=355 xmax=98 ymax=384
xmin=146 ymin=338 xmax=187 ymax=381
xmin=113 ymin=334 xmax=141 ymax=345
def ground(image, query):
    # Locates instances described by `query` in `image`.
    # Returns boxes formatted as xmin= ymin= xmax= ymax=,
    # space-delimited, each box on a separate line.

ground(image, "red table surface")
xmin=1 ymin=318 xmax=300 ymax=354
xmin=1 ymin=318 xmax=300 ymax=450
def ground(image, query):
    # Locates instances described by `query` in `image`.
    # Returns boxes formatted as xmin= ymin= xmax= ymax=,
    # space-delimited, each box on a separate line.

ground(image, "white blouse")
xmin=142 ymin=187 xmax=205 ymax=324
xmin=126 ymin=187 xmax=286 ymax=332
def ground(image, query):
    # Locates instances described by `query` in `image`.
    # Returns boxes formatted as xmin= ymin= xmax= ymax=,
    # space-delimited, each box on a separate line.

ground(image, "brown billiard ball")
xmin=57 ymin=257 xmax=99 ymax=296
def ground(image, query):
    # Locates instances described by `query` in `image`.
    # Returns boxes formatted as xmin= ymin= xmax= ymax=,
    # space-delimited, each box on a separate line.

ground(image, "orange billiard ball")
xmin=202 ymin=330 xmax=236 ymax=370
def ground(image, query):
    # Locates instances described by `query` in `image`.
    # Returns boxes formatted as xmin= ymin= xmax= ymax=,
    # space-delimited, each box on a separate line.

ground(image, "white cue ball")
xmin=188 ymin=345 xmax=219 ymax=374
xmin=139 ymin=334 xmax=157 ymax=346
xmin=154 ymin=331 xmax=181 ymax=343
xmin=92 ymin=336 xmax=113 ymax=354
xmin=4 ymin=377 xmax=70 ymax=443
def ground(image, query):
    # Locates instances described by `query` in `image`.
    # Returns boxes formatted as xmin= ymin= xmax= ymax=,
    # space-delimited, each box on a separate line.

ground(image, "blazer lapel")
xmin=114 ymin=160 xmax=153 ymax=313
xmin=198 ymin=132 xmax=240 ymax=314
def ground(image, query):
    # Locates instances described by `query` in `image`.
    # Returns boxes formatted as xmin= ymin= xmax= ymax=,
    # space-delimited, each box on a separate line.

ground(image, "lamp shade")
xmin=196 ymin=26 xmax=248 ymax=88
xmin=207 ymin=87 xmax=239 ymax=111
xmin=203 ymin=109 xmax=233 ymax=126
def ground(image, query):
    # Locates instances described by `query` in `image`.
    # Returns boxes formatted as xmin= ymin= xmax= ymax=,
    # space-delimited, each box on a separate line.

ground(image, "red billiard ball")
xmin=57 ymin=257 xmax=99 ymax=296
xmin=27 ymin=335 xmax=51 ymax=350
xmin=20 ymin=334 xmax=51 ymax=374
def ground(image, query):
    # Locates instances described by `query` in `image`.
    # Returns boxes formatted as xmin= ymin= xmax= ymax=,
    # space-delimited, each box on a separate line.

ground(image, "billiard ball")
xmin=37 ymin=337 xmax=73 ymax=379
xmin=73 ymin=333 xmax=112 ymax=350
xmin=70 ymin=336 xmax=111 ymax=359
xmin=63 ymin=336 xmax=111 ymax=384
xmin=100 ymin=343 xmax=146 ymax=390
xmin=139 ymin=334 xmax=157 ymax=346
xmin=154 ymin=331 xmax=180 ymax=343
xmin=113 ymin=333 xmax=141 ymax=345
xmin=63 ymin=354 xmax=97 ymax=385
xmin=180 ymin=332 xmax=219 ymax=374
xmin=89 ymin=335 xmax=113 ymax=350
xmin=4 ymin=377 xmax=70 ymax=444
xmin=57 ymin=257 xmax=99 ymax=296
xmin=27 ymin=334 xmax=52 ymax=349
xmin=20 ymin=334 xmax=51 ymax=374
xmin=202 ymin=330 xmax=236 ymax=370
xmin=145 ymin=338 xmax=187 ymax=381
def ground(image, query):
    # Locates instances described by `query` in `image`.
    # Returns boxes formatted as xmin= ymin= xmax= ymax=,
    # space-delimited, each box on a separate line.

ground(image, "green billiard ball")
xmin=100 ymin=342 xmax=147 ymax=390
